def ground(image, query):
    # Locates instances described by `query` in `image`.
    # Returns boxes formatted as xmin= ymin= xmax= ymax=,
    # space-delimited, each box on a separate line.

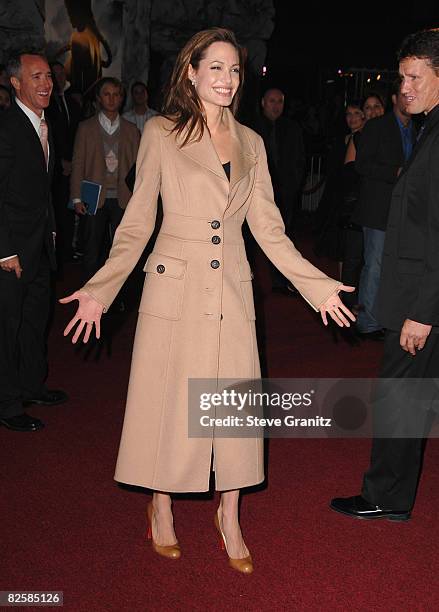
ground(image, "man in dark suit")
xmin=331 ymin=29 xmax=439 ymax=520
xmin=0 ymin=52 xmax=67 ymax=432
xmin=46 ymin=61 xmax=82 ymax=266
xmin=254 ymin=88 xmax=305 ymax=294
xmin=353 ymin=84 xmax=415 ymax=340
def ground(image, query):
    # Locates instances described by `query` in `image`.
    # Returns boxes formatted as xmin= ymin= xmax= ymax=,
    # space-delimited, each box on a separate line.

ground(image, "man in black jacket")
xmin=46 ymin=61 xmax=82 ymax=266
xmin=331 ymin=29 xmax=439 ymax=520
xmin=0 ymin=52 xmax=67 ymax=432
xmin=353 ymin=84 xmax=415 ymax=339
xmin=254 ymin=88 xmax=305 ymax=293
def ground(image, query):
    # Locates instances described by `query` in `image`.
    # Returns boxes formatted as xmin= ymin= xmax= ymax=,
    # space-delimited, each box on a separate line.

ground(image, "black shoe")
xmin=330 ymin=495 xmax=410 ymax=521
xmin=24 ymin=389 xmax=68 ymax=406
xmin=0 ymin=413 xmax=45 ymax=432
xmin=357 ymin=329 xmax=386 ymax=341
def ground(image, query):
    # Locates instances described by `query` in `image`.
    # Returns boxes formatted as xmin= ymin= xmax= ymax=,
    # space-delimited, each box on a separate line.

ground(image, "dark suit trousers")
xmin=82 ymin=198 xmax=124 ymax=283
xmin=53 ymin=173 xmax=75 ymax=265
xmin=341 ymin=226 xmax=363 ymax=309
xmin=362 ymin=330 xmax=439 ymax=510
xmin=270 ymin=188 xmax=298 ymax=288
xmin=0 ymin=253 xmax=50 ymax=417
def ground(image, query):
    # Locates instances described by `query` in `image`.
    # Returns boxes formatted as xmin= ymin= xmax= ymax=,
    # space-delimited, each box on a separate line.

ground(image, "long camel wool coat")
xmin=82 ymin=110 xmax=341 ymax=492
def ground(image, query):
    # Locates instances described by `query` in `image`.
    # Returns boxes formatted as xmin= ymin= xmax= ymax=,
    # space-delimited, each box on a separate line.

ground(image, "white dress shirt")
xmin=16 ymin=97 xmax=49 ymax=159
xmin=98 ymin=111 xmax=120 ymax=135
xmin=122 ymin=107 xmax=157 ymax=133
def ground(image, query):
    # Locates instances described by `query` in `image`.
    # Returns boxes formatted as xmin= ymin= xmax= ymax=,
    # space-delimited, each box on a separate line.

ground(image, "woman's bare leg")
xmin=217 ymin=489 xmax=249 ymax=558
xmin=151 ymin=492 xmax=178 ymax=546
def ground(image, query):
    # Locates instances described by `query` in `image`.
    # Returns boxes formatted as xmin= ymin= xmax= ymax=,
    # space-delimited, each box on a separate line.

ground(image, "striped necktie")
xmin=39 ymin=118 xmax=48 ymax=167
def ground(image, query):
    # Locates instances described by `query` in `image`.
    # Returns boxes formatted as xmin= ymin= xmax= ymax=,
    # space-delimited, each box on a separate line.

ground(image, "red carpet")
xmin=2 ymin=224 xmax=439 ymax=611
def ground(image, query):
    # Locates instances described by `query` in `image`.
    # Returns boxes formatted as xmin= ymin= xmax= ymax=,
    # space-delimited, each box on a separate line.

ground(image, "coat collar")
xmin=397 ymin=104 xmax=439 ymax=179
xmin=179 ymin=108 xmax=256 ymax=191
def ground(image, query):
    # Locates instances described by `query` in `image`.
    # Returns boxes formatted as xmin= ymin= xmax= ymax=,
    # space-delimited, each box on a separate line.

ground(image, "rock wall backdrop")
xmin=0 ymin=0 xmax=274 ymax=115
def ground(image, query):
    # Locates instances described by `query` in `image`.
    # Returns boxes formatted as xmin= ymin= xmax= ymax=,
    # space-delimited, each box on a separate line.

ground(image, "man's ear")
xmin=10 ymin=76 xmax=19 ymax=92
xmin=261 ymin=97 xmax=265 ymax=109
xmin=391 ymin=94 xmax=397 ymax=106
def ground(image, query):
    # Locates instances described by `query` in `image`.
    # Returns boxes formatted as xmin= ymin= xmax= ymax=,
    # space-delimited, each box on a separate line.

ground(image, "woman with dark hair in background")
xmin=315 ymin=100 xmax=365 ymax=269
xmin=61 ymin=28 xmax=354 ymax=574
xmin=343 ymin=92 xmax=385 ymax=166
xmin=340 ymin=92 xmax=385 ymax=310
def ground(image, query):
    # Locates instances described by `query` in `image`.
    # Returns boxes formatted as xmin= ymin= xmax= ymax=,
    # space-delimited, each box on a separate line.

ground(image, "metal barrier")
xmin=301 ymin=156 xmax=326 ymax=212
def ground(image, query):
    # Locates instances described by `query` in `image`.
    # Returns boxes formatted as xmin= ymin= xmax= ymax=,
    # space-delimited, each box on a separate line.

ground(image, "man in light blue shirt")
xmin=123 ymin=81 xmax=158 ymax=134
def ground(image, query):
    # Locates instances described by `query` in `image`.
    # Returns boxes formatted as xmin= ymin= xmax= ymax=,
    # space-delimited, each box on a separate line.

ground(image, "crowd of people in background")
xmin=0 ymin=44 xmax=423 ymax=441
xmin=0 ymin=52 xmax=415 ymax=343
xmin=2 ymin=26 xmax=439 ymax=576
xmin=313 ymin=84 xmax=420 ymax=342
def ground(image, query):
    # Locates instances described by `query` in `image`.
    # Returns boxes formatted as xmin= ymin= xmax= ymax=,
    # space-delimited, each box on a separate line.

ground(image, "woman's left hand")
xmin=319 ymin=285 xmax=356 ymax=327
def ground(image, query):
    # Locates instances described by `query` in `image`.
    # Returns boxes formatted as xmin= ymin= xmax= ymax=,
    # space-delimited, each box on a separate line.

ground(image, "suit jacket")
xmin=81 ymin=111 xmax=341 ymax=492
xmin=253 ymin=114 xmax=305 ymax=211
xmin=376 ymin=105 xmax=439 ymax=331
xmin=0 ymin=103 xmax=56 ymax=279
xmin=353 ymin=111 xmax=415 ymax=230
xmin=70 ymin=115 xmax=140 ymax=209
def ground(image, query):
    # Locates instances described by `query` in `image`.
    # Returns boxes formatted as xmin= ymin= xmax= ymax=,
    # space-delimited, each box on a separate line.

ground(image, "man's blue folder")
xmin=67 ymin=180 xmax=102 ymax=215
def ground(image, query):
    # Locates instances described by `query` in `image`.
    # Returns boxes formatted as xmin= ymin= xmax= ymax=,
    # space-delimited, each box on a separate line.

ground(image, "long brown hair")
xmin=162 ymin=28 xmax=245 ymax=146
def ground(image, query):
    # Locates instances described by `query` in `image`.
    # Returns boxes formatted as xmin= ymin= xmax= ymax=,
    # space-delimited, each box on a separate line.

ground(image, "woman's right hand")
xmin=59 ymin=290 xmax=104 ymax=343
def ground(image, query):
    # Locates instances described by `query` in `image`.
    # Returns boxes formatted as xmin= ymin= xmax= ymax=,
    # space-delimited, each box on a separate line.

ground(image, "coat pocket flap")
xmin=144 ymin=253 xmax=187 ymax=279
xmin=238 ymin=260 xmax=254 ymax=281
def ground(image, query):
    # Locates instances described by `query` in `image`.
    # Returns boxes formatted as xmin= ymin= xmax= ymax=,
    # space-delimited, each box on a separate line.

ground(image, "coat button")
xmin=156 ymin=264 xmax=165 ymax=274
xmin=211 ymin=220 xmax=221 ymax=229
xmin=212 ymin=235 xmax=221 ymax=244
xmin=210 ymin=259 xmax=220 ymax=269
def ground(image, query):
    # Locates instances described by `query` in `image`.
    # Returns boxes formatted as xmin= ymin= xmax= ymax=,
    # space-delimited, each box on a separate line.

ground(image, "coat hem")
xmin=114 ymin=475 xmax=265 ymax=493
xmin=215 ymin=475 xmax=265 ymax=492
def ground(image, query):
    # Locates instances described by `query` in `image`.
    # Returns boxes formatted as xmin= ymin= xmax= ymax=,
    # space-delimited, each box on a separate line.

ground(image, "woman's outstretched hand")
xmin=59 ymin=291 xmax=104 ymax=343
xmin=319 ymin=285 xmax=356 ymax=327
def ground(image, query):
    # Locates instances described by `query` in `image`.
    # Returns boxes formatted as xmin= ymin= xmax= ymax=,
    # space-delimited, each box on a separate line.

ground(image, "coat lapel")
xmin=177 ymin=109 xmax=257 ymax=214
xmin=179 ymin=109 xmax=257 ymax=189
xmin=14 ymin=103 xmax=48 ymax=172
xmin=179 ymin=123 xmax=228 ymax=182
xmin=47 ymin=119 xmax=55 ymax=178
xmin=93 ymin=115 xmax=105 ymax=155
xmin=226 ymin=109 xmax=257 ymax=194
xmin=389 ymin=113 xmax=405 ymax=163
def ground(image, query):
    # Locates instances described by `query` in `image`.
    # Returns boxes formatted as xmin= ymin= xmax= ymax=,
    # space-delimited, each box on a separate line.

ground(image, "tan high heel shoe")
xmin=214 ymin=510 xmax=253 ymax=574
xmin=146 ymin=501 xmax=181 ymax=559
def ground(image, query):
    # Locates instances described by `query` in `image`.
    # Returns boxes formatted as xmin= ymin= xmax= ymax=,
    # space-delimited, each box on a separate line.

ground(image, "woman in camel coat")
xmin=62 ymin=28 xmax=354 ymax=573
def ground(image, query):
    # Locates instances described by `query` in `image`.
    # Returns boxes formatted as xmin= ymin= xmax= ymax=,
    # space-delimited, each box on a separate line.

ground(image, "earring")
xmin=191 ymin=79 xmax=196 ymax=87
